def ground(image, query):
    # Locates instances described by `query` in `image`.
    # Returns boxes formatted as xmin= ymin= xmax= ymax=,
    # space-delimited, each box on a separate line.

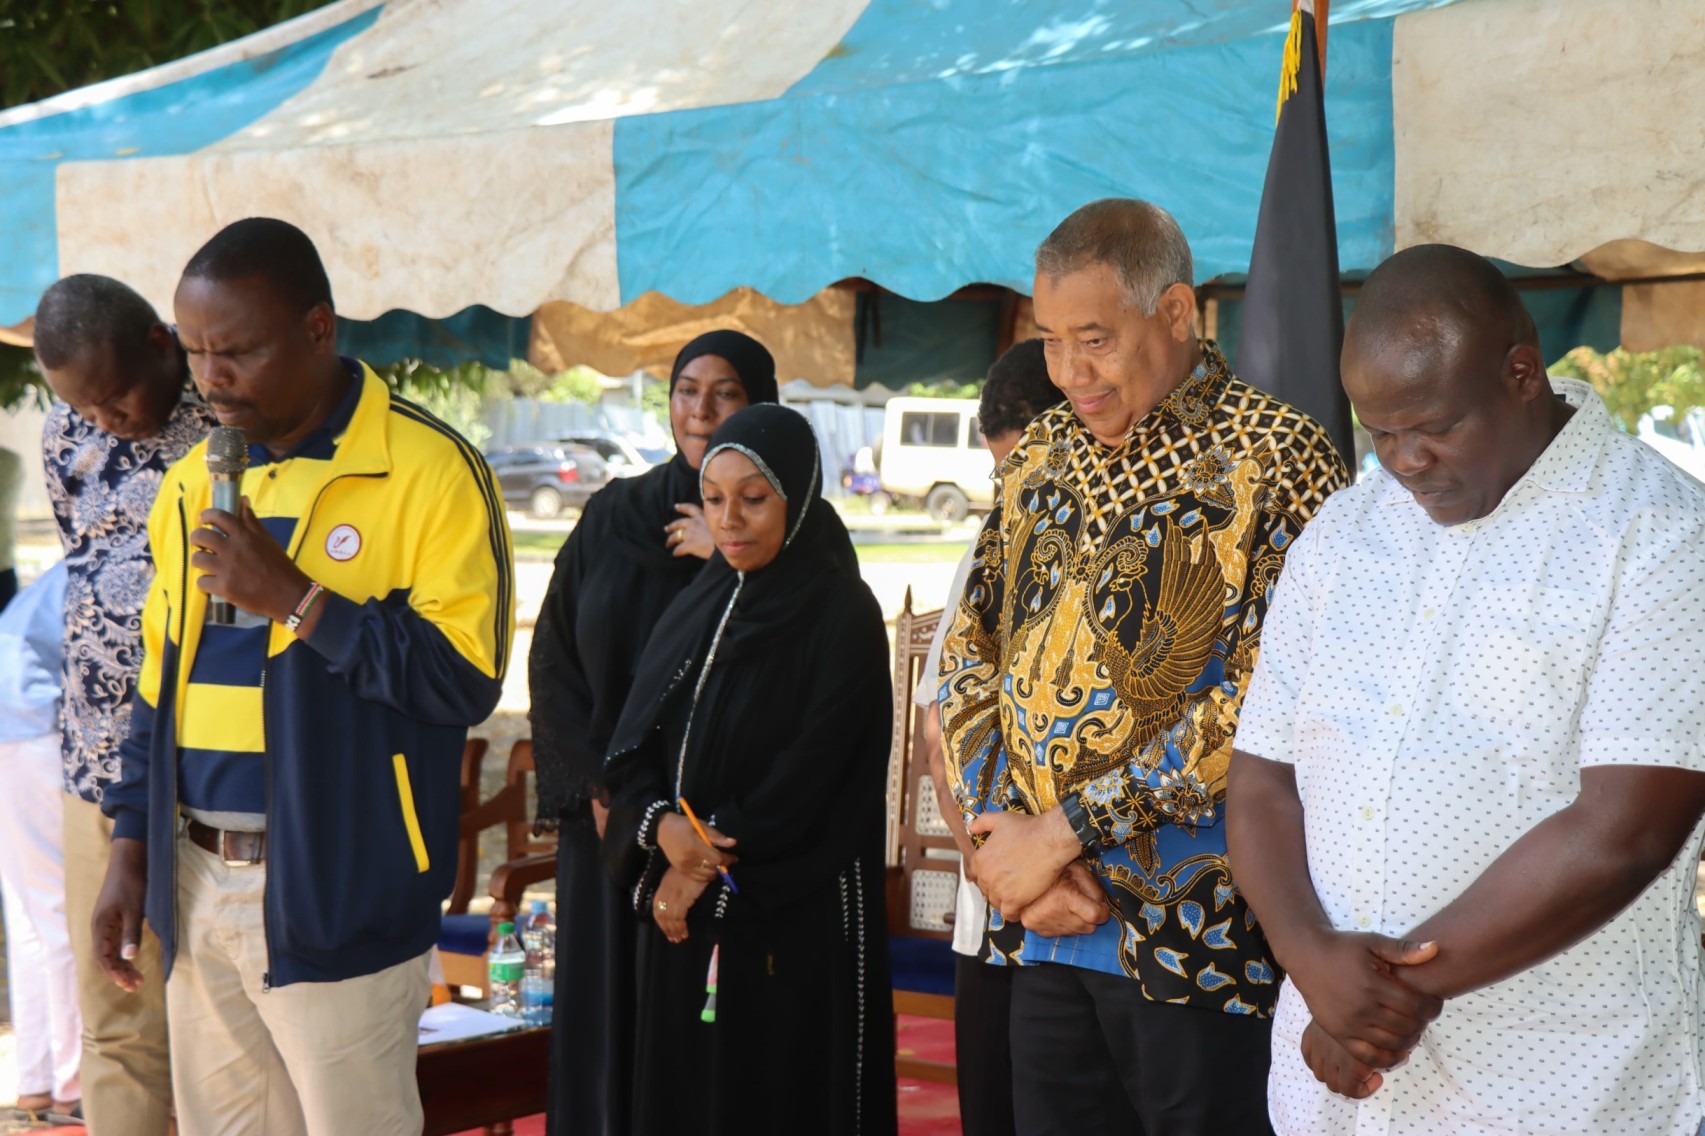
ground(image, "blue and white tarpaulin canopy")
xmin=3 ymin=0 xmax=1702 ymax=339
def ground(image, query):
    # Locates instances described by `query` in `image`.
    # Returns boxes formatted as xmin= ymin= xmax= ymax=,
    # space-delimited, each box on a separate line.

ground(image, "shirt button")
xmin=1356 ymin=914 xmax=1372 ymax=929
xmin=1421 ymin=608 xmax=1435 ymax=620
xmin=1360 ymin=806 xmax=1376 ymax=820
xmin=1388 ymin=704 xmax=1403 ymax=717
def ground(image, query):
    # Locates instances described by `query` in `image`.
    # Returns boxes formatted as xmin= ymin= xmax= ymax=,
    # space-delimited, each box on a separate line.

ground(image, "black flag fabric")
xmin=1235 ymin=3 xmax=1356 ymax=464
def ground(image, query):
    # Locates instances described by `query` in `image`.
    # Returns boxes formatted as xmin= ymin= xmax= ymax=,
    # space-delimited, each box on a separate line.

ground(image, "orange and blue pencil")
xmin=677 ymin=796 xmax=739 ymax=895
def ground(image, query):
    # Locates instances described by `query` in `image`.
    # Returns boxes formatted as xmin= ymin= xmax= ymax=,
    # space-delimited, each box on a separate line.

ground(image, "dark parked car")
xmin=485 ymin=443 xmax=610 ymax=518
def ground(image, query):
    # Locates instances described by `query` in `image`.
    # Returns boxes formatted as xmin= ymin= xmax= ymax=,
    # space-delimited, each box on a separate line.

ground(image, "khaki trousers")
xmin=169 ymin=832 xmax=429 ymax=1136
xmin=62 ymin=791 xmax=172 ymax=1134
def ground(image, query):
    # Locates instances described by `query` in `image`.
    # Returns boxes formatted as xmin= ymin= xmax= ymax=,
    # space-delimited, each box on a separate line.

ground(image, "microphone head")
xmin=206 ymin=426 xmax=248 ymax=476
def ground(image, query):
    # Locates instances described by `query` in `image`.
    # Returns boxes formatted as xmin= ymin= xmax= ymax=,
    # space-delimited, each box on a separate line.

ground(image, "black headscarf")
xmin=605 ymin=405 xmax=859 ymax=782
xmin=530 ymin=332 xmax=781 ymax=823
xmin=670 ymin=329 xmax=778 ymax=405
xmin=603 ymin=329 xmax=780 ymax=571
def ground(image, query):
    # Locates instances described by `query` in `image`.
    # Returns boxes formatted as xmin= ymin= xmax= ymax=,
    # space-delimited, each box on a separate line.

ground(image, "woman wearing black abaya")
xmin=530 ymin=331 xmax=779 ymax=1136
xmin=605 ymin=404 xmax=897 ymax=1136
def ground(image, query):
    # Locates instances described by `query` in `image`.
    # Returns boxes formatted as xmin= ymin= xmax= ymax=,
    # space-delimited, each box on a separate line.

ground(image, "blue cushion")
xmin=438 ymin=913 xmax=489 ymax=957
xmin=889 ymin=934 xmax=956 ymax=997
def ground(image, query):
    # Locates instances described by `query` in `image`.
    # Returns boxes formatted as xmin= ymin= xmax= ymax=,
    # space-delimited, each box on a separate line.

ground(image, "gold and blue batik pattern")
xmin=940 ymin=341 xmax=1346 ymax=1015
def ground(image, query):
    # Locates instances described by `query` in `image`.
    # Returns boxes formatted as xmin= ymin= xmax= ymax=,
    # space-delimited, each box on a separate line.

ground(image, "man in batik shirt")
xmin=36 ymin=274 xmax=214 ymax=1134
xmin=939 ymin=199 xmax=1346 ymax=1134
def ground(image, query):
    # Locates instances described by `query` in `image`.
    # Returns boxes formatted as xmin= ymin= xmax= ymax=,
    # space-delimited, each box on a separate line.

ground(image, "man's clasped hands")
xmin=966 ymin=804 xmax=1442 ymax=1099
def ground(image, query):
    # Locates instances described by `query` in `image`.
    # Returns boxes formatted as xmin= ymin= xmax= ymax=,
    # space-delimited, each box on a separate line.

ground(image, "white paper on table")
xmin=417 ymin=1001 xmax=525 ymax=1048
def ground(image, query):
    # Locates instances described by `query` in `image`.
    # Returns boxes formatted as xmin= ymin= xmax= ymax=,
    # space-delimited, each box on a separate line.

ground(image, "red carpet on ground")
xmin=453 ymin=1015 xmax=963 ymax=1136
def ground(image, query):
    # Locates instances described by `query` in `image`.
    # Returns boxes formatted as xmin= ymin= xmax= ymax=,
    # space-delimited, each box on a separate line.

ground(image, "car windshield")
xmin=635 ymin=446 xmax=670 ymax=463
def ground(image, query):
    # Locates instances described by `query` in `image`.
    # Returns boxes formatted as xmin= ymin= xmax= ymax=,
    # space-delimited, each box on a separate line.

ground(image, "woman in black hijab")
xmin=530 ymin=330 xmax=778 ymax=1136
xmin=605 ymin=404 xmax=896 ymax=1136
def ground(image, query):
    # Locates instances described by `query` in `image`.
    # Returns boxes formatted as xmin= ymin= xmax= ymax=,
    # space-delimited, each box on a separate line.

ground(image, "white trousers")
xmin=0 ymin=733 xmax=82 ymax=1101
xmin=169 ymin=832 xmax=430 ymax=1136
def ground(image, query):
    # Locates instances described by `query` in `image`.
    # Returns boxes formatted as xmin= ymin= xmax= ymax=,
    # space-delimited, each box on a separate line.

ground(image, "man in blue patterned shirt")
xmin=37 ymin=274 xmax=215 ymax=1135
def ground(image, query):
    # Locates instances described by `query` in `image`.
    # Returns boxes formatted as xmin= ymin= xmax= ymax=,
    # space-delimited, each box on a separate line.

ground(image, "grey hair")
xmin=1034 ymin=199 xmax=1195 ymax=316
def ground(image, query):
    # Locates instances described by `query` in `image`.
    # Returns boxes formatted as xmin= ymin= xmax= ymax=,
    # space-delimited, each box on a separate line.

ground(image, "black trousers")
xmin=1009 ymin=962 xmax=1274 ymax=1136
xmin=956 ymin=954 xmax=1017 ymax=1136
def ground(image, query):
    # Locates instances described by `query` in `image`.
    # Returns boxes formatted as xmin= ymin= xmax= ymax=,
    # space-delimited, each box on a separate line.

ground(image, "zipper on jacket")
xmin=259 ymin=657 xmax=273 ymax=992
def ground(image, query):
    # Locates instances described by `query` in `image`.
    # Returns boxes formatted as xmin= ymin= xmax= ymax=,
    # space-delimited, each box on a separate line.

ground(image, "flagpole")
xmin=1312 ymin=0 xmax=1330 ymax=81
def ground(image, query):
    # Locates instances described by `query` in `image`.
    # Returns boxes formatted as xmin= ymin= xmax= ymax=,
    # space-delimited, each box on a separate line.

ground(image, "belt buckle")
xmin=221 ymin=832 xmax=265 ymax=866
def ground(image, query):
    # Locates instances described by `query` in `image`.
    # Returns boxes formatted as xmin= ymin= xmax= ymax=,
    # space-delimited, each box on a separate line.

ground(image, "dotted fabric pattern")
xmin=1238 ymin=379 xmax=1705 ymax=1135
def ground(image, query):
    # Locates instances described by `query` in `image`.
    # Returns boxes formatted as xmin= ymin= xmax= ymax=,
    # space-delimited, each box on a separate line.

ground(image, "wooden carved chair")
xmin=438 ymin=739 xmax=555 ymax=995
xmin=886 ymin=587 xmax=962 ymax=1085
xmin=487 ymin=738 xmax=558 ymax=934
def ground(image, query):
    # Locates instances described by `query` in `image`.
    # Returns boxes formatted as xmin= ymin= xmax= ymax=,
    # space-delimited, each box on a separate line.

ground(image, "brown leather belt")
xmin=186 ymin=819 xmax=267 ymax=865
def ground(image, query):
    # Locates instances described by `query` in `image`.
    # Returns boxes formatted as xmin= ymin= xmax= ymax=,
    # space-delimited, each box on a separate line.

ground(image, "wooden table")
xmin=418 ymin=1024 xmax=550 ymax=1136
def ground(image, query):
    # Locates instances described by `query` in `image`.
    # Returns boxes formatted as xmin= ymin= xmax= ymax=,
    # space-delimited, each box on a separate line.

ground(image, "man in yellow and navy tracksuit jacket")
xmin=93 ymin=218 xmax=514 ymax=1136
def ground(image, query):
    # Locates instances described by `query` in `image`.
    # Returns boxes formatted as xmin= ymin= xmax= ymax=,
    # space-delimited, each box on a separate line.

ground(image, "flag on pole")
xmin=1235 ymin=0 xmax=1356 ymax=464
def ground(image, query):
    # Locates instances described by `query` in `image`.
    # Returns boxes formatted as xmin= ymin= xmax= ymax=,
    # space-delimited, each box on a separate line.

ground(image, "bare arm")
xmin=1397 ymin=764 xmax=1705 ymax=1000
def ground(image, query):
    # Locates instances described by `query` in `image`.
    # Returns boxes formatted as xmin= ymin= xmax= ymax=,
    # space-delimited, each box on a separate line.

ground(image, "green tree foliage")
xmin=1 ymin=0 xmax=325 ymax=110
xmin=1549 ymin=345 xmax=1705 ymax=434
xmin=376 ymin=359 xmax=612 ymax=443
xmin=487 ymin=359 xmax=604 ymax=406
xmin=901 ymin=378 xmax=982 ymax=399
xmin=370 ymin=359 xmax=495 ymax=448
xmin=539 ymin=365 xmax=605 ymax=406
xmin=0 ymin=345 xmax=47 ymax=411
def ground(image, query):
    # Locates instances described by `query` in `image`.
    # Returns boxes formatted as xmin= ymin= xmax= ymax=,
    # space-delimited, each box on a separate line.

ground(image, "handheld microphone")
xmin=205 ymin=427 xmax=248 ymax=626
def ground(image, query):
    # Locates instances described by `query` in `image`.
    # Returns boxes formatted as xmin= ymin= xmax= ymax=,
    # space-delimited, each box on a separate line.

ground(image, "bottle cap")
xmin=530 ymin=900 xmax=548 ymax=914
xmin=497 ymin=921 xmax=514 ymax=935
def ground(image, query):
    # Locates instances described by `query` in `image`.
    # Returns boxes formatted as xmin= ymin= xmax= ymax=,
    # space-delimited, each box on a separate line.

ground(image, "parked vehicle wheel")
xmin=529 ymin=485 xmax=564 ymax=519
xmin=926 ymin=485 xmax=970 ymax=523
xmin=869 ymin=491 xmax=892 ymax=516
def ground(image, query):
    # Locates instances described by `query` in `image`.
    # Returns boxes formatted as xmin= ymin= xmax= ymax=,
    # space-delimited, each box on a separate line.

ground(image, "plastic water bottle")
xmin=488 ymin=921 xmax=525 ymax=1019
xmin=520 ymin=900 xmax=556 ymax=1027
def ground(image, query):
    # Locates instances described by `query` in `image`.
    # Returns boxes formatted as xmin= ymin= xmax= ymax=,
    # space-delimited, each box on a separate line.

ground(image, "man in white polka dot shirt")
xmin=1228 ymin=244 xmax=1705 ymax=1136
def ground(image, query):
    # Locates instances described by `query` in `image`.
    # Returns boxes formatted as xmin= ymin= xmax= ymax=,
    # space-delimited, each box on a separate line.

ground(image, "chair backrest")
xmin=502 ymin=739 xmax=554 ymax=863
xmin=448 ymin=738 xmax=553 ymax=916
xmin=887 ymin=587 xmax=960 ymax=942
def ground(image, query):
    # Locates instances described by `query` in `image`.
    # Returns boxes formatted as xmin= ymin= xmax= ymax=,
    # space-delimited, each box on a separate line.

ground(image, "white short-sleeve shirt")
xmin=1237 ymin=379 xmax=1705 ymax=1136
xmin=913 ymin=545 xmax=986 ymax=957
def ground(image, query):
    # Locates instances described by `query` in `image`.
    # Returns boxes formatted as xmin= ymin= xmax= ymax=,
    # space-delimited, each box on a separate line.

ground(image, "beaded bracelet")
xmin=284 ymin=581 xmax=325 ymax=633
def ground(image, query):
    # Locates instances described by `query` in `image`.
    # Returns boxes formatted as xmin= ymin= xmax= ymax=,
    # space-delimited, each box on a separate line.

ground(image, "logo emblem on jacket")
xmin=326 ymin=524 xmax=362 ymax=562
